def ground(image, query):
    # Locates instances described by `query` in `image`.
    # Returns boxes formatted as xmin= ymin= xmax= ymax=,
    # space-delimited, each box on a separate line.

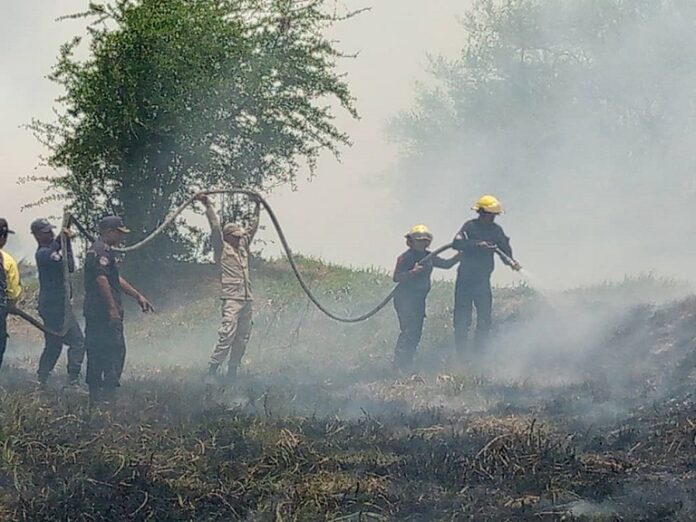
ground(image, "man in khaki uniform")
xmin=195 ymin=192 xmax=261 ymax=382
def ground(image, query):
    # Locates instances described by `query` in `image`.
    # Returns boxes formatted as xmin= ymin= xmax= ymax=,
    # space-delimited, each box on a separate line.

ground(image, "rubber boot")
xmin=225 ymin=364 xmax=238 ymax=385
xmin=204 ymin=363 xmax=220 ymax=385
xmin=473 ymin=330 xmax=489 ymax=354
xmin=393 ymin=350 xmax=414 ymax=374
xmin=454 ymin=338 xmax=470 ymax=366
xmin=101 ymin=386 xmax=116 ymax=404
xmin=89 ymin=386 xmax=101 ymax=403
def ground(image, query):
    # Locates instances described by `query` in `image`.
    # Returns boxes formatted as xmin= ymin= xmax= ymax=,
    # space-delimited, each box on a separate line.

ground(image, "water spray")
xmin=494 ymin=246 xmax=548 ymax=294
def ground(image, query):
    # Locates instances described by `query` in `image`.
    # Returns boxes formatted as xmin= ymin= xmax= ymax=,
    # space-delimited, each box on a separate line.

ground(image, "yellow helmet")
xmin=405 ymin=224 xmax=433 ymax=241
xmin=472 ymin=195 xmax=503 ymax=214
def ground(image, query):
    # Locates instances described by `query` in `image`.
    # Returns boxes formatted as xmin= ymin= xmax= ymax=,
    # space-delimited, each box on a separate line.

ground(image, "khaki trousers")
xmin=210 ymin=299 xmax=253 ymax=371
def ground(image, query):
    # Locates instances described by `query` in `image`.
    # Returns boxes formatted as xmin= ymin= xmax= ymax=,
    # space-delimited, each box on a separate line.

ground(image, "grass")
xmin=1 ymin=258 xmax=695 ymax=520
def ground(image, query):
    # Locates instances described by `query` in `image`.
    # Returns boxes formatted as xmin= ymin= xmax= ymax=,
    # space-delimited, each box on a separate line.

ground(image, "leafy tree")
xmin=390 ymin=0 xmax=696 ymax=266
xmin=31 ymin=0 xmax=358 ymax=264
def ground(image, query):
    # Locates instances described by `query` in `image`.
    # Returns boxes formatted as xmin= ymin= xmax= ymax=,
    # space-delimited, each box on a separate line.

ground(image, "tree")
xmin=389 ymin=0 xmax=696 ymax=279
xmin=31 ymin=0 xmax=359 ymax=264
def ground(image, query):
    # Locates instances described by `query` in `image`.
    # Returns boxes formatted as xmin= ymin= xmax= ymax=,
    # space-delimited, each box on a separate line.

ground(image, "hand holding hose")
xmin=478 ymin=241 xmax=497 ymax=251
xmin=193 ymin=192 xmax=211 ymax=207
xmin=410 ymin=263 xmax=425 ymax=275
xmin=494 ymin=246 xmax=522 ymax=271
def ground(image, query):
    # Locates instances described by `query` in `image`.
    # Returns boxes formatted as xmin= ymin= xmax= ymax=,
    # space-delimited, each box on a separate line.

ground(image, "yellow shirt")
xmin=1 ymin=250 xmax=22 ymax=303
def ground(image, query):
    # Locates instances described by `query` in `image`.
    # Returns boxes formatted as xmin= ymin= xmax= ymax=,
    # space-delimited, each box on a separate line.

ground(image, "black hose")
xmin=8 ymin=189 xmax=454 ymax=330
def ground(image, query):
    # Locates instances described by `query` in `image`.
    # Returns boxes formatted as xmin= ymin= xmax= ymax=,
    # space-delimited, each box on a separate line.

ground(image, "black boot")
xmin=205 ymin=363 xmax=220 ymax=384
xmin=225 ymin=364 xmax=238 ymax=384
xmin=37 ymin=374 xmax=49 ymax=390
xmin=393 ymin=350 xmax=414 ymax=373
xmin=454 ymin=338 xmax=469 ymax=366
xmin=101 ymin=386 xmax=116 ymax=403
xmin=89 ymin=385 xmax=101 ymax=403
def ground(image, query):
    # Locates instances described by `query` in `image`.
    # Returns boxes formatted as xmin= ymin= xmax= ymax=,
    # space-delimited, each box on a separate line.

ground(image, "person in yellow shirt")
xmin=0 ymin=218 xmax=22 ymax=369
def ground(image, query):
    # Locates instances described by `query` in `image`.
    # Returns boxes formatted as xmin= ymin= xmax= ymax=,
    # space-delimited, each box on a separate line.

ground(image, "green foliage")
xmin=30 ymin=0 xmax=358 ymax=260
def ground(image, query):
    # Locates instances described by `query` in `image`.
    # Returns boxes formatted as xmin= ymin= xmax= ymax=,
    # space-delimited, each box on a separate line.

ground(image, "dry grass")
xmin=0 ymin=260 xmax=694 ymax=520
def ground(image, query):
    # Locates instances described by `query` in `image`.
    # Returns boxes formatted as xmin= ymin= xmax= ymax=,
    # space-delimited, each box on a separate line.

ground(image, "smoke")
xmin=389 ymin=0 xmax=696 ymax=288
xmin=481 ymin=277 xmax=690 ymax=385
xmin=5 ymin=1 xmax=694 ymax=418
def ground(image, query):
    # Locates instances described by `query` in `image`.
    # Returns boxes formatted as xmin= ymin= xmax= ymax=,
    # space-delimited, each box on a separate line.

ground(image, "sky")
xmin=0 ymin=0 xmax=476 ymax=279
xmin=5 ymin=1 xmax=691 ymax=290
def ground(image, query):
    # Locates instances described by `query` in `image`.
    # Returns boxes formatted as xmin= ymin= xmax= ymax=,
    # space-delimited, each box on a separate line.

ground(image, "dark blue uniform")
xmin=452 ymin=218 xmax=514 ymax=354
xmin=392 ymin=249 xmax=456 ymax=369
xmin=35 ymin=237 xmax=85 ymax=382
xmin=83 ymin=239 xmax=126 ymax=397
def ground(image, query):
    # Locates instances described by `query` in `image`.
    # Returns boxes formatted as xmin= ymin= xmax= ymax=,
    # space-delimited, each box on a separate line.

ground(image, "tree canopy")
xmin=32 ymin=0 xmax=358 ymax=261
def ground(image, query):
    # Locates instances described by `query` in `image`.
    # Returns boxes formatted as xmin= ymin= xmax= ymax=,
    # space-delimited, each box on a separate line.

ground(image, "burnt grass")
xmin=0 ymin=260 xmax=695 ymax=520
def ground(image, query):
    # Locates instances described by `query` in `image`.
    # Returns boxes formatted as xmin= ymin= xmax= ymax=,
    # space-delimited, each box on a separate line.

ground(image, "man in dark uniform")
xmin=452 ymin=195 xmax=520 ymax=358
xmin=84 ymin=216 xmax=154 ymax=401
xmin=392 ymin=224 xmax=460 ymax=370
xmin=31 ymin=218 xmax=84 ymax=387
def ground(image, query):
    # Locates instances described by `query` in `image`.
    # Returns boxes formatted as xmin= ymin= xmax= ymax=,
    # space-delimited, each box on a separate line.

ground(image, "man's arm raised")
xmin=247 ymin=196 xmax=262 ymax=244
xmin=195 ymin=193 xmax=223 ymax=263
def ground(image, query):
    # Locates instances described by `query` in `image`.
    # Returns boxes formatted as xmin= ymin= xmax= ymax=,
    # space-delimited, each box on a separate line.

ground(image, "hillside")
xmin=0 ymin=259 xmax=694 ymax=521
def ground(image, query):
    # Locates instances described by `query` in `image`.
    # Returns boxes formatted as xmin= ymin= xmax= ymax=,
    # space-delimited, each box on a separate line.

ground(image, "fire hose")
xmin=494 ymin=246 xmax=521 ymax=270
xmin=7 ymin=189 xmax=455 ymax=334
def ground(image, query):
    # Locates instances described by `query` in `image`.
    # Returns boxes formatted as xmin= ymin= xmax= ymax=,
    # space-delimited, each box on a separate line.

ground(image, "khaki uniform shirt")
xmin=207 ymin=207 xmax=254 ymax=301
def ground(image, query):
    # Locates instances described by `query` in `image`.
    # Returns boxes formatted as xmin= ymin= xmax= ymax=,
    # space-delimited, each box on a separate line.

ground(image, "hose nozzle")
xmin=495 ymin=247 xmax=522 ymax=271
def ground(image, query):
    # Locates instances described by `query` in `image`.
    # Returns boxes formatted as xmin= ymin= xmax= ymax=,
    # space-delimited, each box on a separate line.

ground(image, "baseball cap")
xmin=30 ymin=218 xmax=56 ymax=235
xmin=98 ymin=215 xmax=131 ymax=233
xmin=222 ymin=223 xmax=246 ymax=237
xmin=223 ymin=223 xmax=246 ymax=237
xmin=0 ymin=218 xmax=15 ymax=235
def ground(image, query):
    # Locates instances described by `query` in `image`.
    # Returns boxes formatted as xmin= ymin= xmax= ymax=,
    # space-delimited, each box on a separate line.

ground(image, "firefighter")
xmin=194 ymin=192 xmax=261 ymax=383
xmin=83 ymin=216 xmax=154 ymax=401
xmin=31 ymin=218 xmax=85 ymax=388
xmin=452 ymin=196 xmax=520 ymax=358
xmin=0 ymin=218 xmax=21 ymax=370
xmin=392 ymin=225 xmax=460 ymax=370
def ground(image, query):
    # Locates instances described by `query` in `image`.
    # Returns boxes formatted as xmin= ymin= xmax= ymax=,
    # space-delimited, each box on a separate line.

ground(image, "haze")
xmin=2 ymin=0 xmax=692 ymax=289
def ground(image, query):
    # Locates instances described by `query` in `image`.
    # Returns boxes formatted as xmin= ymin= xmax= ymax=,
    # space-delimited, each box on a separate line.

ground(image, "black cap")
xmin=0 ymin=218 xmax=14 ymax=235
xmin=98 ymin=215 xmax=130 ymax=233
xmin=30 ymin=218 xmax=56 ymax=235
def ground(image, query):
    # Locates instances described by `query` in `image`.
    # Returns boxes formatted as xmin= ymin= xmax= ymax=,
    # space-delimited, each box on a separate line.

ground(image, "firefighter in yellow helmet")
xmin=391 ymin=224 xmax=460 ymax=370
xmin=451 ymin=196 xmax=520 ymax=359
